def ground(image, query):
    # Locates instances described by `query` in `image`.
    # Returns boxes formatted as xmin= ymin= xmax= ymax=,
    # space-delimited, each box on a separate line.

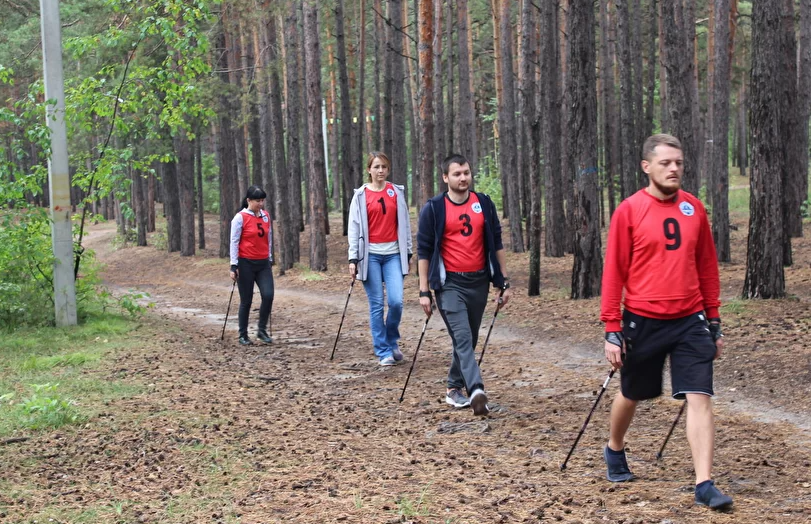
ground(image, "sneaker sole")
xmin=696 ymin=499 xmax=734 ymax=510
xmin=445 ymin=397 xmax=471 ymax=408
xmin=470 ymin=393 xmax=489 ymax=416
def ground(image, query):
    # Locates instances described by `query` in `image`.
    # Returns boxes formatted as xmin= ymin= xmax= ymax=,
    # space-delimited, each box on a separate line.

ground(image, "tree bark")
xmin=662 ymin=0 xmax=699 ymax=196
xmin=335 ymin=0 xmax=357 ymax=237
xmin=782 ymin=0 xmax=805 ymax=240
xmin=418 ymin=0 xmax=435 ymax=203
xmin=285 ymin=0 xmax=304 ymax=242
xmin=195 ymin=136 xmax=205 ymax=250
xmin=615 ymin=0 xmax=638 ymax=199
xmin=326 ymin=30 xmax=341 ymax=211
xmin=357 ymin=0 xmax=368 ymax=189
xmin=711 ymin=0 xmax=731 ymax=262
xmin=498 ymin=0 xmax=524 ymax=252
xmin=568 ymin=0 xmax=602 ymax=299
xmin=175 ymin=128 xmax=195 ymax=256
xmin=799 ymin=0 xmax=811 ymax=224
xmin=433 ymin=0 xmax=446 ymax=189
xmin=162 ymin=154 xmax=182 ymax=253
xmin=644 ymin=0 xmax=656 ymax=146
xmin=542 ymin=0 xmax=565 ymax=258
xmin=658 ymin=0 xmax=669 ymax=132
xmin=217 ymin=30 xmax=240 ymax=259
xmin=744 ymin=0 xmax=785 ymax=298
xmin=524 ymin=0 xmax=541 ymax=295
xmin=600 ymin=0 xmax=618 ymax=217
xmin=445 ymin=0 xmax=455 ymax=161
xmin=456 ymin=0 xmax=477 ymax=173
xmin=303 ymin=0 xmax=329 ymax=271
xmin=389 ymin=0 xmax=408 ymax=190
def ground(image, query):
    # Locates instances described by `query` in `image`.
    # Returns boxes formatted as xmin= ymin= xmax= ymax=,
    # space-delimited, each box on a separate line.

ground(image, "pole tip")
xmin=559 ymin=464 xmax=567 ymax=471
xmin=656 ymin=452 xmax=663 ymax=460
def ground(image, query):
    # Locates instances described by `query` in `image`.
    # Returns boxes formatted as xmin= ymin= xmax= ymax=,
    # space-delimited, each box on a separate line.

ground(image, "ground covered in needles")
xmin=1 ymin=207 xmax=810 ymax=523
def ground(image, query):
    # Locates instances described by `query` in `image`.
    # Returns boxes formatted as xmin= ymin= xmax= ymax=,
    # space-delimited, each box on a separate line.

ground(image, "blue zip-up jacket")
xmin=417 ymin=191 xmax=506 ymax=291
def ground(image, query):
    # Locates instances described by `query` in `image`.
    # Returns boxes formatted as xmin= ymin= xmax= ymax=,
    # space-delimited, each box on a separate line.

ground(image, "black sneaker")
xmin=257 ymin=330 xmax=272 ymax=344
xmin=604 ymin=446 xmax=634 ymax=482
xmin=445 ymin=389 xmax=470 ymax=408
xmin=695 ymin=480 xmax=733 ymax=510
xmin=469 ymin=389 xmax=489 ymax=416
xmin=238 ymin=336 xmax=253 ymax=346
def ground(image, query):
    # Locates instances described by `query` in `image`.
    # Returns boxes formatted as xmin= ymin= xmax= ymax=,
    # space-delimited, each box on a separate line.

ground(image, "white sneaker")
xmin=379 ymin=356 xmax=397 ymax=366
xmin=469 ymin=389 xmax=489 ymax=416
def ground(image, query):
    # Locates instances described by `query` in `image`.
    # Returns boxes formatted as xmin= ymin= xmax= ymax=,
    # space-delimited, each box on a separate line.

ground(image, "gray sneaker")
xmin=379 ymin=356 xmax=397 ymax=366
xmin=604 ymin=446 xmax=635 ymax=482
xmin=392 ymin=347 xmax=404 ymax=361
xmin=445 ymin=388 xmax=470 ymax=408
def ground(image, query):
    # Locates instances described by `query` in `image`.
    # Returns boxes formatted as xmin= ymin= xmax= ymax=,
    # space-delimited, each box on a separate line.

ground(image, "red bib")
xmin=238 ymin=209 xmax=271 ymax=260
xmin=366 ymin=183 xmax=398 ymax=243
xmin=441 ymin=193 xmax=485 ymax=272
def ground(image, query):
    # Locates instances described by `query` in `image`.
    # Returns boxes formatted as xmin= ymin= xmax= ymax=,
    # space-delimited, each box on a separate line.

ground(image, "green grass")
xmin=294 ymin=263 xmax=326 ymax=281
xmin=0 ymin=312 xmax=142 ymax=436
xmin=394 ymin=486 xmax=432 ymax=517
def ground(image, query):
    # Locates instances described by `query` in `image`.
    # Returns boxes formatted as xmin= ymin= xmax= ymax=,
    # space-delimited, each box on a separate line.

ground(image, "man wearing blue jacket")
xmin=417 ymin=154 xmax=512 ymax=416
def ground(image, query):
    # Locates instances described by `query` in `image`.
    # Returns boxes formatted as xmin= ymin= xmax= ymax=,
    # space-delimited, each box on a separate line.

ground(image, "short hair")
xmin=441 ymin=153 xmax=469 ymax=175
xmin=642 ymin=134 xmax=682 ymax=161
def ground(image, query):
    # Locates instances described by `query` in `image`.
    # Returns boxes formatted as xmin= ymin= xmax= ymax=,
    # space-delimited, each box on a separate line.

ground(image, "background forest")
xmin=0 ymin=0 xmax=809 ymax=327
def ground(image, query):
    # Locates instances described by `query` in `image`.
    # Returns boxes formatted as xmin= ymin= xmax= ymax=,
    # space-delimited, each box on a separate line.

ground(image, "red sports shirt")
xmin=442 ymin=192 xmax=485 ymax=272
xmin=238 ymin=209 xmax=271 ymax=260
xmin=366 ymin=183 xmax=398 ymax=243
xmin=600 ymin=189 xmax=721 ymax=332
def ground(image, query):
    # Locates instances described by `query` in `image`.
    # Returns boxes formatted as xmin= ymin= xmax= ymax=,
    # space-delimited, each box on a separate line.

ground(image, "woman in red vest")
xmin=229 ymin=185 xmax=274 ymax=345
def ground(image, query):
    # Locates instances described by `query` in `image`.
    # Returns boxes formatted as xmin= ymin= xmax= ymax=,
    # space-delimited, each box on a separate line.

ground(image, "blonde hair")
xmin=642 ymin=134 xmax=682 ymax=161
xmin=366 ymin=151 xmax=391 ymax=182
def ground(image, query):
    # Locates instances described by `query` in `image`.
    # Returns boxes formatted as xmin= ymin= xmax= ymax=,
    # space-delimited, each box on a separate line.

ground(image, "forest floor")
xmin=2 ymin=190 xmax=811 ymax=523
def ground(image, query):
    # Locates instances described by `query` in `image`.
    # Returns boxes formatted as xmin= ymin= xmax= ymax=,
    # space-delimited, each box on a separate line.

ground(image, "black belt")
xmin=448 ymin=269 xmax=487 ymax=276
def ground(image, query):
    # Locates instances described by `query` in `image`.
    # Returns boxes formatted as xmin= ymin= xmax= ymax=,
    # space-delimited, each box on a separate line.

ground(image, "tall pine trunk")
xmin=744 ymin=0 xmax=785 ymax=298
xmin=782 ymin=0 xmax=805 ymax=241
xmin=418 ymin=0 xmax=435 ymax=203
xmin=711 ymin=0 xmax=732 ymax=262
xmin=336 ymin=0 xmax=357 ymax=235
xmin=175 ymin=128 xmax=195 ymax=256
xmin=303 ymin=0 xmax=329 ymax=271
xmin=615 ymin=0 xmax=637 ymax=199
xmin=524 ymin=0 xmax=541 ymax=295
xmin=542 ymin=0 xmax=565 ymax=258
xmin=195 ymin=136 xmax=205 ymax=249
xmin=456 ymin=0 xmax=477 ymax=173
xmin=285 ymin=0 xmax=304 ymax=241
xmin=569 ymin=0 xmax=602 ymax=299
xmin=389 ymin=0 xmax=408 ymax=190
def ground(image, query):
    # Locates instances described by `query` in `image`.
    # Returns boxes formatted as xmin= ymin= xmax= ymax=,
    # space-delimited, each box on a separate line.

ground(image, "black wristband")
xmin=708 ymin=319 xmax=723 ymax=341
xmin=500 ymin=280 xmax=510 ymax=290
xmin=605 ymin=331 xmax=624 ymax=348
xmin=230 ymin=264 xmax=238 ymax=272
xmin=348 ymin=259 xmax=358 ymax=265
xmin=419 ymin=290 xmax=433 ymax=301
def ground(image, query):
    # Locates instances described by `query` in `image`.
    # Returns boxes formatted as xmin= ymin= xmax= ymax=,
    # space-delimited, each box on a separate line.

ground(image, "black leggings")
xmin=237 ymin=257 xmax=274 ymax=337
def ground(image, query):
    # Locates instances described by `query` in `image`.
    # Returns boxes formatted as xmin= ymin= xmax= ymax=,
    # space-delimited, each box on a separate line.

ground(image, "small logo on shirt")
xmin=679 ymin=202 xmax=695 ymax=216
xmin=471 ymin=202 xmax=483 ymax=214
xmin=262 ymin=214 xmax=269 ymax=223
xmin=387 ymin=188 xmax=395 ymax=197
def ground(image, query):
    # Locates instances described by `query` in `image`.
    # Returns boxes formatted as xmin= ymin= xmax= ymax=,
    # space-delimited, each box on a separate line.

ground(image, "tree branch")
xmin=371 ymin=5 xmax=417 ymax=46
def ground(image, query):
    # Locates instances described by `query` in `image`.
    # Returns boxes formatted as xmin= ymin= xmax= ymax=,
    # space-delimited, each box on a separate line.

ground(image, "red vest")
xmin=441 ymin=193 xmax=485 ymax=272
xmin=366 ymin=183 xmax=398 ymax=243
xmin=238 ymin=209 xmax=271 ymax=260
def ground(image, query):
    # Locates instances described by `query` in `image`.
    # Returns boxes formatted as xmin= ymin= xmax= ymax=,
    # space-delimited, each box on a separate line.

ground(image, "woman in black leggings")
xmin=229 ymin=186 xmax=274 ymax=345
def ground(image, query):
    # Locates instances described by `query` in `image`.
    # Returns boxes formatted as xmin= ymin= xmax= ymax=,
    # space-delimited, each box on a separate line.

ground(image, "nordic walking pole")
xmin=330 ymin=276 xmax=357 ymax=360
xmin=220 ymin=281 xmax=236 ymax=341
xmin=477 ymin=287 xmax=506 ymax=366
xmin=560 ymin=368 xmax=616 ymax=471
xmin=656 ymin=400 xmax=687 ymax=460
xmin=399 ymin=313 xmax=432 ymax=403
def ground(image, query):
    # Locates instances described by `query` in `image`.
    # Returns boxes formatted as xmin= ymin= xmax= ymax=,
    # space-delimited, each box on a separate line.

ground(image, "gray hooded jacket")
xmin=347 ymin=183 xmax=413 ymax=281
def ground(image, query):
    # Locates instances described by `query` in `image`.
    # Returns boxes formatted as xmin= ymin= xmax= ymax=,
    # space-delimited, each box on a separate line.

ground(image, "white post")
xmin=40 ymin=0 xmax=77 ymax=326
xmin=321 ymin=98 xmax=330 ymax=182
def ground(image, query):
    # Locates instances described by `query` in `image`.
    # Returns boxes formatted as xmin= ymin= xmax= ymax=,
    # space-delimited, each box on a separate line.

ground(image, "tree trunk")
xmin=285 ymin=0 xmax=304 ymax=242
xmin=147 ymin=170 xmax=156 ymax=232
xmin=456 ymin=0 xmax=477 ymax=173
xmin=782 ymin=0 xmax=805 ymax=240
xmin=267 ymin=15 xmax=293 ymax=273
xmin=162 ymin=154 xmax=182 ymax=253
xmin=195 ymin=136 xmax=205 ymax=250
xmin=326 ymin=31 xmax=341 ymax=211
xmin=175 ymin=129 xmax=195 ymax=256
xmin=615 ymin=0 xmax=638 ymax=199
xmin=568 ymin=0 xmax=602 ymax=299
xmin=418 ymin=0 xmax=435 ymax=203
xmin=644 ymin=0 xmax=656 ymax=143
xmin=433 ymin=0 xmax=446 ymax=191
xmin=600 ymin=0 xmax=618 ymax=217
xmin=445 ymin=0 xmax=455 ymax=161
xmin=374 ymin=0 xmax=383 ymax=149
xmin=405 ymin=0 xmax=420 ymax=206
xmin=658 ymin=0 xmax=669 ymax=132
xmin=217 ymin=30 xmax=240 ymax=259
xmin=799 ymin=0 xmax=811 ymax=224
xmin=134 ymin=168 xmax=148 ymax=247
xmin=542 ymin=0 xmax=565 ymax=258
xmin=737 ymin=61 xmax=747 ymax=178
xmin=524 ymin=0 xmax=541 ymax=295
xmin=335 ymin=0 xmax=357 ymax=238
xmin=519 ymin=0 xmax=535 ymax=247
xmin=389 ymin=0 xmax=408 ymax=191
xmin=357 ymin=0 xmax=368 ymax=190
xmin=711 ymin=0 xmax=732 ymax=262
xmin=743 ymin=0 xmax=785 ymax=298
xmin=498 ymin=0 xmax=524 ymax=252
xmin=226 ymin=24 xmax=250 ymax=204
xmin=662 ymin=0 xmax=699 ymax=196
xmin=252 ymin=23 xmax=273 ymax=206
xmin=631 ymin=0 xmax=644 ymax=168
xmin=303 ymin=0 xmax=329 ymax=271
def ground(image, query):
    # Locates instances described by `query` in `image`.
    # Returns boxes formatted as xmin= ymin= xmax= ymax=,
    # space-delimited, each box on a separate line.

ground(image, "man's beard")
xmin=651 ymin=177 xmax=680 ymax=197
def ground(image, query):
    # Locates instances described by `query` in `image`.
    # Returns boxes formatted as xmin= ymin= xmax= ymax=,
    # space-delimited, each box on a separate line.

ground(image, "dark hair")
xmin=241 ymin=185 xmax=267 ymax=209
xmin=441 ymin=153 xmax=469 ymax=175
xmin=642 ymin=134 xmax=682 ymax=161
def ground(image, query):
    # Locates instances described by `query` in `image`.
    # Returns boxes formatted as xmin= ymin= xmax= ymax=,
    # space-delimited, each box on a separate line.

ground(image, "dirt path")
xmin=35 ymin=221 xmax=808 ymax=523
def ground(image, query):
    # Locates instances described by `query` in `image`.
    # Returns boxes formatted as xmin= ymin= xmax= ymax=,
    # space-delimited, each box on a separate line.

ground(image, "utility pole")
xmin=40 ymin=0 xmax=77 ymax=326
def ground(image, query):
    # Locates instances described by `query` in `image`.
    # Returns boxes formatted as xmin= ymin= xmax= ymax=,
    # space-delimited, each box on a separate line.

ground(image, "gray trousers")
xmin=436 ymin=271 xmax=490 ymax=395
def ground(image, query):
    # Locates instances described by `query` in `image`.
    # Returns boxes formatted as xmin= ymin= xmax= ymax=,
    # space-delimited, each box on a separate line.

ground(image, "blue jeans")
xmin=362 ymin=253 xmax=404 ymax=359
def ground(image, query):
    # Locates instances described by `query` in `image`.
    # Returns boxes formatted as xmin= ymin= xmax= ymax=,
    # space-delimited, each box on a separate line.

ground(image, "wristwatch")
xmin=501 ymin=277 xmax=510 ymax=290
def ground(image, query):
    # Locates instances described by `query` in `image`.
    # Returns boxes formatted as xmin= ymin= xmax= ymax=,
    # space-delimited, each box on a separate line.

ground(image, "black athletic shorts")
xmin=620 ymin=309 xmax=717 ymax=401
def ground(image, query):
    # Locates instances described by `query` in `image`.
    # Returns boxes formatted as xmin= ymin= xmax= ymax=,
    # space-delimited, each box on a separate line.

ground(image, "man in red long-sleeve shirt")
xmin=600 ymin=134 xmax=732 ymax=511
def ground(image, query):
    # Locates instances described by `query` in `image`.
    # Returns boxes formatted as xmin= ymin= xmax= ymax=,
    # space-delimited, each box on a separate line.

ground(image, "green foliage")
xmin=474 ymin=154 xmax=504 ymax=210
xmin=15 ymin=383 xmax=85 ymax=430
xmin=394 ymin=486 xmax=431 ymax=517
xmin=117 ymin=290 xmax=153 ymax=318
